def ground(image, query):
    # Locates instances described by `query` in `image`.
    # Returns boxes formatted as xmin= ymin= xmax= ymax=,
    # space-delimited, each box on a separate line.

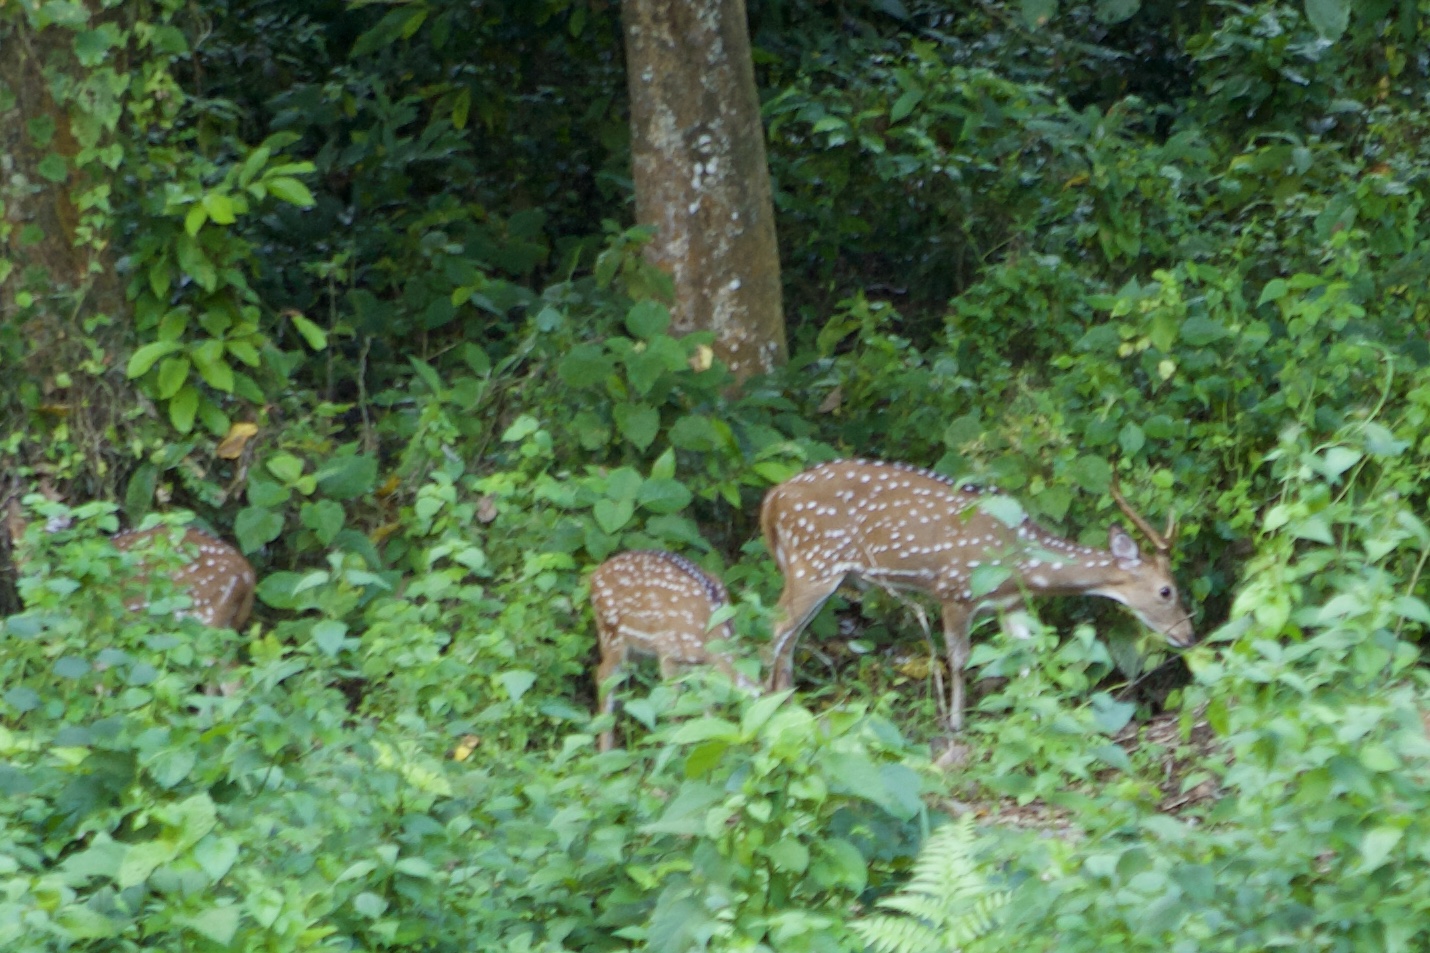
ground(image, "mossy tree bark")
xmin=621 ymin=0 xmax=787 ymax=382
xmin=0 ymin=10 xmax=130 ymax=485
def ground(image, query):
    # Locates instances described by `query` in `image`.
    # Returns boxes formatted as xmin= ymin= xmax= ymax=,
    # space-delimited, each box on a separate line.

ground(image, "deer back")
xmin=111 ymin=526 xmax=256 ymax=629
xmin=590 ymin=549 xmax=738 ymax=672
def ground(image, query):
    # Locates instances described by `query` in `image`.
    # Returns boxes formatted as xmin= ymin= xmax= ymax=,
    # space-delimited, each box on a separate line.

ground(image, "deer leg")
xmin=767 ymin=574 xmax=842 ymax=692
xmin=595 ymin=642 xmax=624 ymax=752
xmin=940 ymin=603 xmax=974 ymax=732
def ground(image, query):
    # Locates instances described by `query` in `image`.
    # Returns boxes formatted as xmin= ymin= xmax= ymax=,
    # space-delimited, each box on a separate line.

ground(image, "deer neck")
xmin=1011 ymin=526 xmax=1124 ymax=597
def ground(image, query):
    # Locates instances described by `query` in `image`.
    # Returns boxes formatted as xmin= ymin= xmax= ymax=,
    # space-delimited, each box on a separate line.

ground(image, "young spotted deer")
xmin=5 ymin=496 xmax=255 ymax=630
xmin=110 ymin=526 xmax=256 ymax=629
xmin=761 ymin=459 xmax=1194 ymax=729
xmin=590 ymin=550 xmax=754 ymax=751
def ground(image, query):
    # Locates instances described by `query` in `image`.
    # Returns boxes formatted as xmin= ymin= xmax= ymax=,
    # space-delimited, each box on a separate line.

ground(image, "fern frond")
xmin=848 ymin=817 xmax=1009 ymax=953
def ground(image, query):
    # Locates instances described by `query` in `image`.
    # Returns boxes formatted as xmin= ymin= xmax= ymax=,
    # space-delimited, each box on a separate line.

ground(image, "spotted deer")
xmin=761 ymin=459 xmax=1194 ymax=729
xmin=110 ymin=526 xmax=256 ymax=629
xmin=5 ymin=497 xmax=256 ymax=629
xmin=590 ymin=549 xmax=755 ymax=751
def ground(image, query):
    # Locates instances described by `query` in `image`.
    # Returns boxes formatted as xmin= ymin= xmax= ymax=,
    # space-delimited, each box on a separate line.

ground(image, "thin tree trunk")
xmin=621 ymin=0 xmax=787 ymax=382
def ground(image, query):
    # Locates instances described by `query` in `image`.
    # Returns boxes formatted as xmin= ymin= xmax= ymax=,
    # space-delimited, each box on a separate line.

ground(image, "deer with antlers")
xmin=761 ymin=459 xmax=1194 ymax=729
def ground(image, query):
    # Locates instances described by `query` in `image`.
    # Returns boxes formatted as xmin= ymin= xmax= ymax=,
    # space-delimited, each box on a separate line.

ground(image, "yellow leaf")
xmin=215 ymin=421 xmax=259 ymax=460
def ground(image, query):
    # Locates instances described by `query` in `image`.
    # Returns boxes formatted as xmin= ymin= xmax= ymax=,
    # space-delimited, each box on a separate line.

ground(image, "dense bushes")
xmin=6 ymin=0 xmax=1430 ymax=950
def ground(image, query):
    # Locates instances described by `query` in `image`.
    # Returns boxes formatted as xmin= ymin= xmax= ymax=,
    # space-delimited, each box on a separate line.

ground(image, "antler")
xmin=1109 ymin=467 xmax=1176 ymax=553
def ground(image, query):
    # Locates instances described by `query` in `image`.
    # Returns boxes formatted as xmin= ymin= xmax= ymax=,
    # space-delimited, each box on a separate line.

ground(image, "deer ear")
xmin=1109 ymin=524 xmax=1142 ymax=564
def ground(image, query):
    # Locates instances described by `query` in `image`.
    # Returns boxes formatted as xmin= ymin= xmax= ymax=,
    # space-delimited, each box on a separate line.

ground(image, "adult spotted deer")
xmin=761 ymin=459 xmax=1194 ymax=729
xmin=5 ymin=497 xmax=256 ymax=630
xmin=590 ymin=549 xmax=754 ymax=751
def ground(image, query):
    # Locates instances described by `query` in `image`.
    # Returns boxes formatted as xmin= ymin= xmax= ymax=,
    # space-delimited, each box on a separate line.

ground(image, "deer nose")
xmin=1165 ymin=619 xmax=1196 ymax=648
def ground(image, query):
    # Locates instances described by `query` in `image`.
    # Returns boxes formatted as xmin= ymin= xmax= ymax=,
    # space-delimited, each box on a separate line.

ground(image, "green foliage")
xmin=10 ymin=0 xmax=1430 ymax=950
xmin=850 ymin=816 xmax=1008 ymax=953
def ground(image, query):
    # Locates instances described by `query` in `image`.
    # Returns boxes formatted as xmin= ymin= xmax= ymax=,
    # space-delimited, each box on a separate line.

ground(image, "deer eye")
xmin=1159 ymin=586 xmax=1173 ymax=600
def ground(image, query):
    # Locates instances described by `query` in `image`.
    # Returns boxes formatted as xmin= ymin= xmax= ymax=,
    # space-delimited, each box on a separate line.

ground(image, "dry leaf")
xmin=477 ymin=495 xmax=498 ymax=523
xmin=451 ymin=735 xmax=481 ymax=761
xmin=216 ymin=421 xmax=260 ymax=459
xmin=817 ymin=386 xmax=842 ymax=414
xmin=689 ymin=344 xmax=714 ymax=372
xmin=376 ymin=473 xmax=402 ymax=498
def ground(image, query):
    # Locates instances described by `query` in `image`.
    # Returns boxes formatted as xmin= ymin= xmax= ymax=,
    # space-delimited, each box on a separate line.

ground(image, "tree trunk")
xmin=0 ymin=10 xmax=130 ymax=485
xmin=621 ymin=0 xmax=786 ymax=382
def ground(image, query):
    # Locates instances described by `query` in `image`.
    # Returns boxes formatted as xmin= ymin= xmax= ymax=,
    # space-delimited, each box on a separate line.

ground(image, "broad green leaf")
xmin=1304 ymin=0 xmax=1349 ymax=39
xmin=683 ymin=739 xmax=730 ymax=779
xmin=625 ymin=300 xmax=671 ymax=339
xmin=502 ymin=415 xmax=539 ymax=442
xmin=671 ymin=414 xmax=719 ymax=451
xmin=184 ymin=204 xmax=208 ymax=236
xmin=638 ymin=478 xmax=692 ymax=514
xmin=202 ymin=192 xmax=236 ymax=224
xmin=1179 ymin=315 xmax=1226 ymax=347
xmin=156 ymin=356 xmax=191 ymax=399
xmin=558 ymin=343 xmax=612 ymax=388
xmin=37 ymin=153 xmax=68 ymax=182
xmin=1090 ymin=693 xmax=1136 ymax=734
xmin=1318 ymin=445 xmax=1361 ymax=481
xmin=978 ymin=494 xmax=1026 ymax=528
xmin=1070 ymin=455 xmax=1112 ymax=494
xmin=312 ymin=620 xmax=348 ymax=657
xmin=499 ymin=669 xmax=537 ymax=702
xmin=1021 ymin=0 xmax=1058 ymax=26
xmin=1357 ymin=826 xmax=1402 ymax=872
xmin=650 ymin=447 xmax=677 ymax=480
xmin=235 ymin=506 xmax=284 ymax=552
xmin=1094 ymin=0 xmax=1138 ymax=23
xmin=118 ymin=840 xmax=178 ymax=889
xmin=615 ymin=403 xmax=660 ymax=451
xmin=765 ymin=838 xmax=810 ymax=874
xmin=194 ymin=836 xmax=239 ymax=883
xmin=289 ymin=312 xmax=327 ymax=350
xmin=316 ymin=455 xmax=377 ymax=499
xmin=126 ymin=340 xmax=183 ymax=378
xmin=641 ymin=782 xmax=725 ymax=835
xmin=54 ymin=656 xmax=89 ymax=679
xmin=1118 ymin=422 xmax=1145 ymax=457
xmin=739 ymin=691 xmax=790 ymax=739
xmin=889 ymin=88 xmax=922 ymax=123
xmin=169 ymin=385 xmax=199 ymax=433
xmin=969 ymin=563 xmax=1012 ymax=598
xmin=239 ymin=146 xmax=271 ymax=188
xmin=1258 ymin=278 xmax=1289 ymax=305
xmin=182 ymin=905 xmax=240 ymax=945
xmin=192 ymin=348 xmax=234 ymax=392
xmin=300 ymin=499 xmax=345 ymax=544
xmin=72 ymin=26 xmax=119 ymax=66
xmin=266 ymin=453 xmax=306 ymax=485
xmin=265 ymin=176 xmax=315 ymax=207
xmin=593 ymin=498 xmax=634 ymax=534
xmin=175 ymin=234 xmax=217 ymax=292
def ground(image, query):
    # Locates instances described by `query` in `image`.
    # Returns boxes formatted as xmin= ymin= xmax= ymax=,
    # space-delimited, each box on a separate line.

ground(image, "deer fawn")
xmin=761 ymin=459 xmax=1194 ymax=729
xmin=110 ymin=526 xmax=256 ymax=629
xmin=590 ymin=549 xmax=754 ymax=751
xmin=6 ymin=497 xmax=256 ymax=630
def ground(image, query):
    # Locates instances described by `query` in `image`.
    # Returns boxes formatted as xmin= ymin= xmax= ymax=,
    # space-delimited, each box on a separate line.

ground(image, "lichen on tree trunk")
xmin=621 ymin=0 xmax=787 ymax=382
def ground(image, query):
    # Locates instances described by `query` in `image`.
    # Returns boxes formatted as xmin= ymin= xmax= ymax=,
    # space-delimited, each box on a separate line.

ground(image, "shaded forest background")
xmin=4 ymin=0 xmax=1430 ymax=950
